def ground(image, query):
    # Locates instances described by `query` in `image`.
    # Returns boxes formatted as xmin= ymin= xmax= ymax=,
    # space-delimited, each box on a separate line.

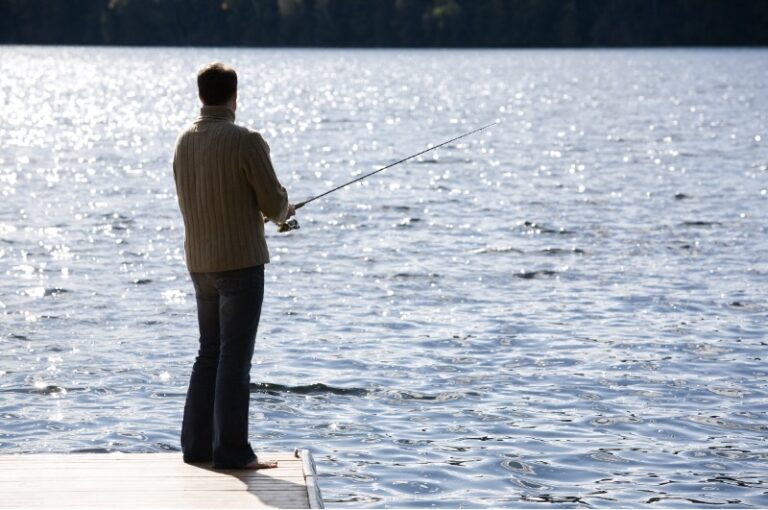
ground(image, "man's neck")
xmin=200 ymin=104 xmax=236 ymax=122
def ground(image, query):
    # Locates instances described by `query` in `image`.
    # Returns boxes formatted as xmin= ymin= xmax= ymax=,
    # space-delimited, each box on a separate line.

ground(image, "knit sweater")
xmin=173 ymin=105 xmax=289 ymax=273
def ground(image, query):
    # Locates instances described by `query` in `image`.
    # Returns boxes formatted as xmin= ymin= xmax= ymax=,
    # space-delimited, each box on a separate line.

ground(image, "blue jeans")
xmin=181 ymin=265 xmax=263 ymax=468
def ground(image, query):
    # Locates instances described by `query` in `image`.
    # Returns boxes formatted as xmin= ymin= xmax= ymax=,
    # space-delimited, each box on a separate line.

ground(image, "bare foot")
xmin=242 ymin=458 xmax=278 ymax=470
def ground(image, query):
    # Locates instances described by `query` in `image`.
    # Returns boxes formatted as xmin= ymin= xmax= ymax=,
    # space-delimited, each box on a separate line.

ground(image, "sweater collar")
xmin=199 ymin=105 xmax=235 ymax=122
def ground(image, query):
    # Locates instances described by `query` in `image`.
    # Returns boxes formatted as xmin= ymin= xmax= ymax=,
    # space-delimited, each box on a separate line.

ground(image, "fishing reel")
xmin=277 ymin=218 xmax=300 ymax=232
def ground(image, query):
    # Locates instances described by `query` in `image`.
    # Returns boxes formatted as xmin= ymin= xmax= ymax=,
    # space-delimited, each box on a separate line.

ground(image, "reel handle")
xmin=277 ymin=218 xmax=300 ymax=232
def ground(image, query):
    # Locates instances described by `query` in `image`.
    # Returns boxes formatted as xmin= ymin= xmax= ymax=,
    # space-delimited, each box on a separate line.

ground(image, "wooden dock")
xmin=0 ymin=450 xmax=323 ymax=509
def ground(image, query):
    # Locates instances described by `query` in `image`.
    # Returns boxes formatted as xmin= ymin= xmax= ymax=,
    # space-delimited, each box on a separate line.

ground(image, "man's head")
xmin=197 ymin=62 xmax=237 ymax=110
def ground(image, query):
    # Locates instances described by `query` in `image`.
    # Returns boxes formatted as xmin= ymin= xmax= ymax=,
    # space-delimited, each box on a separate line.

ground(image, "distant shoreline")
xmin=4 ymin=0 xmax=765 ymax=49
xmin=2 ymin=44 xmax=767 ymax=50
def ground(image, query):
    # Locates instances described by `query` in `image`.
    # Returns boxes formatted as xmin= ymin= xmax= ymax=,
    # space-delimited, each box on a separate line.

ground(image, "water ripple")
xmin=0 ymin=46 xmax=766 ymax=508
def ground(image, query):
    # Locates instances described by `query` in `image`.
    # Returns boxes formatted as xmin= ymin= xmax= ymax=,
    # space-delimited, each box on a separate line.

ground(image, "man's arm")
xmin=242 ymin=131 xmax=291 ymax=224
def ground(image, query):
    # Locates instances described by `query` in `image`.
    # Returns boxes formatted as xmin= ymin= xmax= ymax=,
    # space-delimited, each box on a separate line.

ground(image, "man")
xmin=173 ymin=62 xmax=294 ymax=469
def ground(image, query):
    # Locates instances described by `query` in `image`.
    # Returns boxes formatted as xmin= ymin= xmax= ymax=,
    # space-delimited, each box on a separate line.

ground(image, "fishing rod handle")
xmin=274 ymin=202 xmax=303 ymax=232
xmin=262 ymin=216 xmax=300 ymax=232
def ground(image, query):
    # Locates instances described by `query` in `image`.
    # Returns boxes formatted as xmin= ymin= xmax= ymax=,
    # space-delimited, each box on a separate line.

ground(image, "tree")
xmin=0 ymin=0 xmax=766 ymax=47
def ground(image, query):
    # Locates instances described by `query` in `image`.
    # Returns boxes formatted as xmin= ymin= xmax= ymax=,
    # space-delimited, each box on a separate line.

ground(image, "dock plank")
xmin=0 ymin=451 xmax=323 ymax=509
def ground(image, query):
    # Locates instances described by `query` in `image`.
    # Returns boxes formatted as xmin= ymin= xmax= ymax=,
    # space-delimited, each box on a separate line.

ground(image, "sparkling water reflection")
xmin=0 ymin=47 xmax=767 ymax=507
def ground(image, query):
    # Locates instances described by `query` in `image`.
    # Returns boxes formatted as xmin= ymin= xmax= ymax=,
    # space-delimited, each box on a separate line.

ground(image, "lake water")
xmin=0 ymin=47 xmax=766 ymax=507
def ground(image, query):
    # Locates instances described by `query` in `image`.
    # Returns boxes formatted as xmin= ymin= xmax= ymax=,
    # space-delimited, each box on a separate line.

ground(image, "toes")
xmin=244 ymin=459 xmax=278 ymax=470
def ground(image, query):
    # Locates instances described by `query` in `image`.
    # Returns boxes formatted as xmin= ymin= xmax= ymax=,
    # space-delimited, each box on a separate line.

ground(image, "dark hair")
xmin=197 ymin=62 xmax=237 ymax=105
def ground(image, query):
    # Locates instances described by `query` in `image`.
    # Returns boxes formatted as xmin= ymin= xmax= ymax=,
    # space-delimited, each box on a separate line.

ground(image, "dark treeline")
xmin=1 ymin=0 xmax=767 ymax=47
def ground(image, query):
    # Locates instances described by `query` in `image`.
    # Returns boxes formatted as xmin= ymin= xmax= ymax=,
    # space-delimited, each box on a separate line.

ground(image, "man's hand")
xmin=275 ymin=203 xmax=299 ymax=232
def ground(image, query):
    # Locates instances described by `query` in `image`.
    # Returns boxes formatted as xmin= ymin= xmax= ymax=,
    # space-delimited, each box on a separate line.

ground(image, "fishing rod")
xmin=274 ymin=121 xmax=497 ymax=232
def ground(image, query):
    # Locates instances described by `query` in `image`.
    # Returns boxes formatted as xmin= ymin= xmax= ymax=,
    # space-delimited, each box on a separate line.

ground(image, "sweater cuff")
xmin=267 ymin=198 xmax=290 ymax=225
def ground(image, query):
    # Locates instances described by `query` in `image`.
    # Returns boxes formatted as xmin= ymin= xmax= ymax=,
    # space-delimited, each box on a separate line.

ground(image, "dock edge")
xmin=296 ymin=449 xmax=324 ymax=509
